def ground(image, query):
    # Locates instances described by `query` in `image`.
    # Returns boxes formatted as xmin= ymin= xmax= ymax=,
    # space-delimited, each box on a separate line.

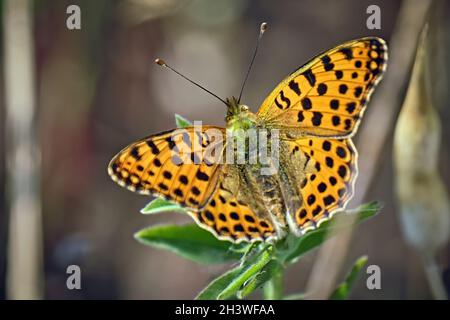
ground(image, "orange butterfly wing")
xmin=288 ymin=138 xmax=358 ymax=232
xmin=257 ymin=37 xmax=387 ymax=233
xmin=108 ymin=126 xmax=225 ymax=210
xmin=258 ymin=37 xmax=387 ymax=138
xmin=189 ymin=184 xmax=277 ymax=243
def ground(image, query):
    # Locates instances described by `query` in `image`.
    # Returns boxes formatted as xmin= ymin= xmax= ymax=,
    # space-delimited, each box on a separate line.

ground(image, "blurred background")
xmin=0 ymin=0 xmax=449 ymax=299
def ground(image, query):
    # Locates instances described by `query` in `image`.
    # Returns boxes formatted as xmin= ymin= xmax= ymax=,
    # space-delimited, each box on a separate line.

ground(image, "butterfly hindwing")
xmin=108 ymin=126 xmax=225 ymax=210
xmin=287 ymin=138 xmax=357 ymax=232
xmin=189 ymin=183 xmax=277 ymax=243
xmin=257 ymin=37 xmax=387 ymax=138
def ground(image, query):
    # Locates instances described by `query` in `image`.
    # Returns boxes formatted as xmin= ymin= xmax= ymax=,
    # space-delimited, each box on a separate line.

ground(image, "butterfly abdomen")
xmin=238 ymin=164 xmax=288 ymax=238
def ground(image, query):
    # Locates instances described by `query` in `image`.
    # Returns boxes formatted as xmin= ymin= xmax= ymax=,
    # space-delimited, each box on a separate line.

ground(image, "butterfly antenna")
xmin=154 ymin=58 xmax=228 ymax=106
xmin=237 ymin=22 xmax=268 ymax=103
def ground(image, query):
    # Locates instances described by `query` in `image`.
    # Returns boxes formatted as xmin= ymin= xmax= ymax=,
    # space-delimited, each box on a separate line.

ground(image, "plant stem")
xmin=263 ymin=269 xmax=283 ymax=299
xmin=218 ymin=246 xmax=273 ymax=300
xmin=422 ymin=254 xmax=448 ymax=300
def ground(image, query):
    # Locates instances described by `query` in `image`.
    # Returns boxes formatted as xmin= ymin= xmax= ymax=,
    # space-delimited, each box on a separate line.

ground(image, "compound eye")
xmin=241 ymin=105 xmax=249 ymax=111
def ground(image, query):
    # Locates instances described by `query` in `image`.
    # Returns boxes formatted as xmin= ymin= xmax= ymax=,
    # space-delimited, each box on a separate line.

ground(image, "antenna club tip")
xmin=260 ymin=22 xmax=268 ymax=33
xmin=155 ymin=58 xmax=166 ymax=66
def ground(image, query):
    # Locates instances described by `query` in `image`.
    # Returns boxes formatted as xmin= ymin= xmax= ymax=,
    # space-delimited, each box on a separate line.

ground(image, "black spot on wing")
xmin=165 ymin=137 xmax=176 ymax=149
xmin=332 ymin=116 xmax=340 ymax=126
xmin=312 ymin=112 xmax=323 ymax=126
xmin=321 ymin=55 xmax=334 ymax=71
xmin=301 ymin=97 xmax=312 ymax=110
xmin=130 ymin=147 xmax=141 ymax=160
xmin=279 ymin=91 xmax=291 ymax=109
xmin=302 ymin=69 xmax=316 ymax=86
xmin=339 ymin=47 xmax=353 ymax=60
xmin=275 ymin=91 xmax=291 ymax=110
xmin=179 ymin=175 xmax=188 ymax=185
xmin=274 ymin=97 xmax=284 ymax=110
xmin=336 ymin=146 xmax=347 ymax=158
xmin=146 ymin=140 xmax=160 ymax=155
xmin=330 ymin=99 xmax=339 ymax=110
xmin=354 ymin=86 xmax=363 ymax=98
xmin=339 ymin=84 xmax=348 ymax=94
xmin=288 ymin=80 xmax=301 ymax=96
xmin=153 ymin=158 xmax=162 ymax=167
xmin=317 ymin=83 xmax=327 ymax=95
xmin=324 ymin=195 xmax=336 ymax=206
xmin=196 ymin=170 xmax=209 ymax=181
xmin=346 ymin=102 xmax=356 ymax=114
xmin=307 ymin=194 xmax=316 ymax=205
xmin=312 ymin=205 xmax=322 ymax=216
xmin=299 ymin=209 xmax=307 ymax=219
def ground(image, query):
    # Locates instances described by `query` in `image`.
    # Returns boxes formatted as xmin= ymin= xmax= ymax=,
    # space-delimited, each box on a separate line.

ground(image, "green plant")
xmin=134 ymin=114 xmax=381 ymax=300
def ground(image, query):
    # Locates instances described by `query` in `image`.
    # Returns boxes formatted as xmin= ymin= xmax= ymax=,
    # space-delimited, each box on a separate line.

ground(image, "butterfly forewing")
xmin=108 ymin=126 xmax=225 ymax=210
xmin=257 ymin=37 xmax=387 ymax=138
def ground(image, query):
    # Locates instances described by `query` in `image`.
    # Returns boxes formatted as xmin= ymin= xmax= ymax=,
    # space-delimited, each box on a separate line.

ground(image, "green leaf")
xmin=175 ymin=114 xmax=192 ymax=128
xmin=237 ymin=260 xmax=283 ymax=299
xmin=196 ymin=246 xmax=273 ymax=300
xmin=135 ymin=224 xmax=240 ymax=264
xmin=140 ymin=198 xmax=185 ymax=214
xmin=281 ymin=202 xmax=381 ymax=264
xmin=216 ymin=246 xmax=273 ymax=300
xmin=228 ymin=242 xmax=252 ymax=254
xmin=330 ymin=255 xmax=368 ymax=300
xmin=196 ymin=266 xmax=243 ymax=300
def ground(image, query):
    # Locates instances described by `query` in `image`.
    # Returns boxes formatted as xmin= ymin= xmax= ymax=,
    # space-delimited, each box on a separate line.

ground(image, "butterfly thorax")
xmin=224 ymin=96 xmax=259 ymax=159
xmin=223 ymin=98 xmax=291 ymax=235
xmin=225 ymin=96 xmax=258 ymax=128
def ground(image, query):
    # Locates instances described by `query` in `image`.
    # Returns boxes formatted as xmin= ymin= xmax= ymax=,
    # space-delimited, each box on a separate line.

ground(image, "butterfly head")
xmin=225 ymin=96 xmax=257 ymax=131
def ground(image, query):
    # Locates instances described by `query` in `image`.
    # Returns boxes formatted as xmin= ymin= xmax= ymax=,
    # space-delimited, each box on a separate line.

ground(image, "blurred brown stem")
xmin=3 ymin=0 xmax=43 ymax=299
xmin=422 ymin=254 xmax=447 ymax=300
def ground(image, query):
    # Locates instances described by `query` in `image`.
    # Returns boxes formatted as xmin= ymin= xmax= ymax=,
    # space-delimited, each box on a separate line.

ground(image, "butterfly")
xmin=108 ymin=27 xmax=387 ymax=243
